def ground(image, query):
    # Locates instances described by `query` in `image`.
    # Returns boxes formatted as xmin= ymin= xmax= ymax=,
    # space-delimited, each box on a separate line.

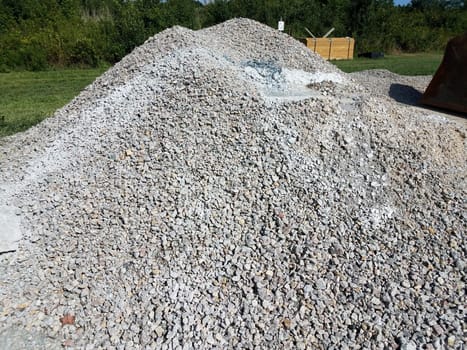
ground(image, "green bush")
xmin=69 ymin=38 xmax=99 ymax=67
xmin=19 ymin=43 xmax=48 ymax=70
xmin=0 ymin=38 xmax=48 ymax=71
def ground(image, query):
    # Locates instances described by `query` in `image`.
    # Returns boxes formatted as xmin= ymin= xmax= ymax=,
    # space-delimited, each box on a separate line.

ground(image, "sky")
xmin=394 ymin=0 xmax=411 ymax=5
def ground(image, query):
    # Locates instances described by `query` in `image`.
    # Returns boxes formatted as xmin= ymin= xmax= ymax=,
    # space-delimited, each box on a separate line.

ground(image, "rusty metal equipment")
xmin=420 ymin=33 xmax=467 ymax=114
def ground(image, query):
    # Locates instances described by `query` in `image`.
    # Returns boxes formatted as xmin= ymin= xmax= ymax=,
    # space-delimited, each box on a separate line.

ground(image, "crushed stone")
xmin=0 ymin=18 xmax=466 ymax=349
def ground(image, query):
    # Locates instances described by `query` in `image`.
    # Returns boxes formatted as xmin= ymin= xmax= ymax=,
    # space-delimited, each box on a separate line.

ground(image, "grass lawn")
xmin=331 ymin=53 xmax=443 ymax=76
xmin=0 ymin=67 xmax=108 ymax=138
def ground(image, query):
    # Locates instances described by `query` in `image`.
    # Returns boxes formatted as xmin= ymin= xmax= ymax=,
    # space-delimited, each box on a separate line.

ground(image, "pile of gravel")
xmin=1 ymin=18 xmax=466 ymax=349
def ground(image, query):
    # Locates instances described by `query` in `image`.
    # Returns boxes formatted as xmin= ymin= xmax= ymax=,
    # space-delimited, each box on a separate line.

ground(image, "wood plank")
xmin=305 ymin=37 xmax=354 ymax=60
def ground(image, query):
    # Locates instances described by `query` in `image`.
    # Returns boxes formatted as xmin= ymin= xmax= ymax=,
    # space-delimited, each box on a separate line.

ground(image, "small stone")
xmin=206 ymin=334 xmax=216 ymax=345
xmin=16 ymin=303 xmax=29 ymax=311
xmin=455 ymin=259 xmax=465 ymax=270
xmin=432 ymin=324 xmax=444 ymax=336
xmin=60 ymin=314 xmax=75 ymax=326
xmin=447 ymin=336 xmax=455 ymax=347
xmin=63 ymin=339 xmax=74 ymax=347
xmin=401 ymin=280 xmax=411 ymax=288
xmin=315 ymin=279 xmax=326 ymax=290
xmin=215 ymin=333 xmax=225 ymax=343
xmin=382 ymin=293 xmax=391 ymax=305
xmin=287 ymin=137 xmax=297 ymax=145
xmin=282 ymin=318 xmax=292 ymax=329
xmin=155 ymin=326 xmax=165 ymax=337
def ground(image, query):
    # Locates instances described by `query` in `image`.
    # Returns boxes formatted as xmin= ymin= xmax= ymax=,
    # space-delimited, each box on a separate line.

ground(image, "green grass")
xmin=0 ymin=68 xmax=108 ymax=138
xmin=331 ymin=53 xmax=443 ymax=76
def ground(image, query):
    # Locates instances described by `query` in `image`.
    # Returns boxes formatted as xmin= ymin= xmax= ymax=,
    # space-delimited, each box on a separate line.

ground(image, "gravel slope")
xmin=0 ymin=19 xmax=466 ymax=349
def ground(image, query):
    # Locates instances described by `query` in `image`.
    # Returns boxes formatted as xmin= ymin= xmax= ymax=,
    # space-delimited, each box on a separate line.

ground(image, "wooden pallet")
xmin=305 ymin=37 xmax=355 ymax=60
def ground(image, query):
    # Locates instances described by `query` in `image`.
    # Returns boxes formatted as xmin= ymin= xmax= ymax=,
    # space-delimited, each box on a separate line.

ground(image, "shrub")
xmin=19 ymin=43 xmax=48 ymax=71
xmin=69 ymin=38 xmax=99 ymax=67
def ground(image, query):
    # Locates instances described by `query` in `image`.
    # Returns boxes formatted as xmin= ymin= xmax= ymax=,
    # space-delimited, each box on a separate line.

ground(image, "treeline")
xmin=0 ymin=0 xmax=465 ymax=71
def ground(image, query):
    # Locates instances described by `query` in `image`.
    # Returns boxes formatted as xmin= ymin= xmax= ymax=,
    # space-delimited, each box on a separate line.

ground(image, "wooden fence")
xmin=304 ymin=37 xmax=355 ymax=60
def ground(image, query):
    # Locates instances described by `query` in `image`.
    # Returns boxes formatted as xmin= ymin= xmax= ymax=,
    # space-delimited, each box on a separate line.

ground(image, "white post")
xmin=278 ymin=19 xmax=284 ymax=32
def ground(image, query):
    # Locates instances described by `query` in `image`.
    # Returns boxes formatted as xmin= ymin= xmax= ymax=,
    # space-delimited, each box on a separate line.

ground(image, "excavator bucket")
xmin=420 ymin=33 xmax=467 ymax=114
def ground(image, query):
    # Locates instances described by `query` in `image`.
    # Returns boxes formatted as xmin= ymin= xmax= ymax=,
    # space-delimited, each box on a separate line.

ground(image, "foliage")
xmin=0 ymin=0 xmax=465 ymax=71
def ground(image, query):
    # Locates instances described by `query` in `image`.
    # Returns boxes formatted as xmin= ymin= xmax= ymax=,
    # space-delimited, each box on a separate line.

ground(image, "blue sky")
xmin=394 ymin=0 xmax=411 ymax=5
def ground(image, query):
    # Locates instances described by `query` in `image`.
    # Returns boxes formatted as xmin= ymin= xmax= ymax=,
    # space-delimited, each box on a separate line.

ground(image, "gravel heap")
xmin=1 ymin=18 xmax=466 ymax=349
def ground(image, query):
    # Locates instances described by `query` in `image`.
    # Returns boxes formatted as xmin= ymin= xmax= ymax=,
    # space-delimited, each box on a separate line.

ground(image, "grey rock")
xmin=0 ymin=205 xmax=22 ymax=253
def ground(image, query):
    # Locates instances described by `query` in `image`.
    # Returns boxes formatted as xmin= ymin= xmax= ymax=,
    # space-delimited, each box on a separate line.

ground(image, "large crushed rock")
xmin=1 ymin=18 xmax=466 ymax=349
